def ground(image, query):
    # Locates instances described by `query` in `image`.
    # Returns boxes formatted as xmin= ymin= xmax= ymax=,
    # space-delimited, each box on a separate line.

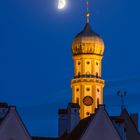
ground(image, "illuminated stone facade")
xmin=71 ymin=22 xmax=105 ymax=119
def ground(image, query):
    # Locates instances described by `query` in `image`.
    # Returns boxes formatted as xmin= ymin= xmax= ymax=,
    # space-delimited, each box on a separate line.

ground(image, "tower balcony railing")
xmin=74 ymin=74 xmax=101 ymax=79
xmin=71 ymin=77 xmax=104 ymax=85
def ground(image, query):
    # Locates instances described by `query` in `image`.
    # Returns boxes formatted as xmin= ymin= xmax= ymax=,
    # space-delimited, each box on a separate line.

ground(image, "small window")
xmin=76 ymin=88 xmax=79 ymax=92
xmin=97 ymin=88 xmax=100 ymax=92
xmin=78 ymin=62 xmax=80 ymax=65
xmin=87 ymin=61 xmax=90 ymax=64
xmin=96 ymin=62 xmax=98 ymax=66
xmin=86 ymin=88 xmax=90 ymax=91
xmin=86 ymin=112 xmax=90 ymax=115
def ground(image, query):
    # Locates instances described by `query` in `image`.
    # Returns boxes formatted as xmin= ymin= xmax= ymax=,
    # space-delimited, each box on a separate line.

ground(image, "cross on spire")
xmin=86 ymin=0 xmax=90 ymax=23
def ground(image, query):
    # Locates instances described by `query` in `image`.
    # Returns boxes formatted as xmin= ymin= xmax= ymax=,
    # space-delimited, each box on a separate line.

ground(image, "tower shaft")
xmin=71 ymin=53 xmax=104 ymax=119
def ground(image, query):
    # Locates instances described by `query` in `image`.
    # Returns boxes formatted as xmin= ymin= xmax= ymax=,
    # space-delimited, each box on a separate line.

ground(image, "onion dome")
xmin=71 ymin=23 xmax=104 ymax=56
xmin=71 ymin=1 xmax=104 ymax=56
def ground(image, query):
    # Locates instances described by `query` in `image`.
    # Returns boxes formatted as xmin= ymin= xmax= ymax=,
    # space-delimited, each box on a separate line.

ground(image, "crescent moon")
xmin=58 ymin=0 xmax=66 ymax=9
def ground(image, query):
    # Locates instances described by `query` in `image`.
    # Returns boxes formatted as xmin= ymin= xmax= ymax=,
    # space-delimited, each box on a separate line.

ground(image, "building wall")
xmin=0 ymin=107 xmax=31 ymax=140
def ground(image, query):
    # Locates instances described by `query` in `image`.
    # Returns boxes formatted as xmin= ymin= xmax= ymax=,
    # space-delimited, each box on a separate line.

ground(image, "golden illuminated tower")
xmin=71 ymin=1 xmax=105 ymax=119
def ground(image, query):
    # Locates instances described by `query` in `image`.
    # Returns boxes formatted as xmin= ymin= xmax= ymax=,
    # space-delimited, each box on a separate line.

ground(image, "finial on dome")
xmin=86 ymin=0 xmax=90 ymax=23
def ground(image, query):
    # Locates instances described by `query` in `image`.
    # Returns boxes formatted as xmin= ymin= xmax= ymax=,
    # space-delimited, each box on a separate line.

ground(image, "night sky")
xmin=1 ymin=0 xmax=140 ymax=137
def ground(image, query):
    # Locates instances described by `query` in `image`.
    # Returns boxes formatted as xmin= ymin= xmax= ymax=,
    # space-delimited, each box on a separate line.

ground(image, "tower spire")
xmin=86 ymin=0 xmax=90 ymax=23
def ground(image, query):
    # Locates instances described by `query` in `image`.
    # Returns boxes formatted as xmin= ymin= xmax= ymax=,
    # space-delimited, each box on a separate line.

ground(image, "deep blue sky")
xmin=1 ymin=0 xmax=140 ymax=137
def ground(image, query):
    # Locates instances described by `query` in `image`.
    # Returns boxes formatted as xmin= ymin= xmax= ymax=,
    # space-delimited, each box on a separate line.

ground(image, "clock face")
xmin=83 ymin=96 xmax=93 ymax=106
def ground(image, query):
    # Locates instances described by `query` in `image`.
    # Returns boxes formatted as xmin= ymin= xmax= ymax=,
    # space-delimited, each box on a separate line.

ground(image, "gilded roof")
xmin=72 ymin=23 xmax=104 ymax=56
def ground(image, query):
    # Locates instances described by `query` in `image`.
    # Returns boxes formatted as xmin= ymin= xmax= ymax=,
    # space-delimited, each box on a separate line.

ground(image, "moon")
xmin=58 ymin=0 xmax=66 ymax=9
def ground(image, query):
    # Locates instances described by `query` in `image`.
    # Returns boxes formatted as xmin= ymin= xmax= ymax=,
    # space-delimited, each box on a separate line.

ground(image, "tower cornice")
xmin=71 ymin=78 xmax=104 ymax=85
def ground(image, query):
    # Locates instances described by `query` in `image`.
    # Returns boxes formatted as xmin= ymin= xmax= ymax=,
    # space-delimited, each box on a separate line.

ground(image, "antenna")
xmin=117 ymin=90 xmax=127 ymax=112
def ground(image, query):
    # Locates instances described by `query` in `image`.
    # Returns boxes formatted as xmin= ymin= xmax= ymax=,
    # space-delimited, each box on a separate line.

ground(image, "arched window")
xmin=97 ymin=98 xmax=99 ymax=107
xmin=96 ymin=72 xmax=98 ymax=78
xmin=76 ymin=98 xmax=79 ymax=104
xmin=78 ymin=72 xmax=80 ymax=77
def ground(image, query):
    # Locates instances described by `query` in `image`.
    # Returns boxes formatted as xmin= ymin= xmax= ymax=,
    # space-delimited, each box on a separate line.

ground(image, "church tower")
xmin=71 ymin=1 xmax=105 ymax=119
